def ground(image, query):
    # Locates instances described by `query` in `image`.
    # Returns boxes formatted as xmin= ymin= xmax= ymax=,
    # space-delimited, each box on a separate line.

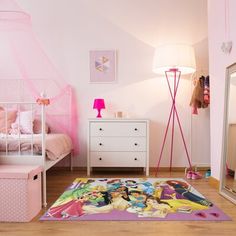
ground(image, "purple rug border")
xmin=40 ymin=205 xmax=231 ymax=221
xmin=40 ymin=178 xmax=232 ymax=221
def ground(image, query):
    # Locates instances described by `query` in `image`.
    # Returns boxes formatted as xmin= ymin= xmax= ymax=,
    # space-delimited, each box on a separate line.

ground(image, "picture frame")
xmin=89 ymin=50 xmax=116 ymax=83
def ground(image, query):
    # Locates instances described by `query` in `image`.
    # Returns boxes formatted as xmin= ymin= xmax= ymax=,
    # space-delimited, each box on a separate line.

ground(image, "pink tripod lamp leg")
xmin=156 ymin=69 xmax=192 ymax=175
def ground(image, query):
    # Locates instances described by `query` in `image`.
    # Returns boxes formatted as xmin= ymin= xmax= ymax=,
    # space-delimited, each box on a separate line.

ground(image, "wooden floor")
xmin=225 ymin=175 xmax=236 ymax=193
xmin=1 ymin=168 xmax=236 ymax=236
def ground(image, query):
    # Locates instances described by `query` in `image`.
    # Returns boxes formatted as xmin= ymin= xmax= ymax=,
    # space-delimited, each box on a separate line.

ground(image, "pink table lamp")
xmin=93 ymin=98 xmax=105 ymax=118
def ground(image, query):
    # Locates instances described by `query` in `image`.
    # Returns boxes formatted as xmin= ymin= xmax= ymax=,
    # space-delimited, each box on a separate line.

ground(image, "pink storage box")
xmin=0 ymin=165 xmax=42 ymax=222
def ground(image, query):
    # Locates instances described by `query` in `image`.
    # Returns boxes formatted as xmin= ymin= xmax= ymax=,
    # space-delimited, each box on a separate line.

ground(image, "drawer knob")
xmin=134 ymin=158 xmax=137 ymax=161
xmin=134 ymin=128 xmax=138 ymax=131
xmin=134 ymin=143 xmax=138 ymax=146
xmin=99 ymin=143 xmax=103 ymax=146
xmin=99 ymin=128 xmax=103 ymax=131
xmin=99 ymin=157 xmax=102 ymax=161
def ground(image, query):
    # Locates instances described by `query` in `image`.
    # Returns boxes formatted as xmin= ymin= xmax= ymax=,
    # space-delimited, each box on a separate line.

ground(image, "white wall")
xmin=208 ymin=0 xmax=236 ymax=180
xmin=17 ymin=0 xmax=210 ymax=168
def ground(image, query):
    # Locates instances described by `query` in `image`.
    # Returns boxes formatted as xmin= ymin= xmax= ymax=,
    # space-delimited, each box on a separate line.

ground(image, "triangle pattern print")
xmin=95 ymin=56 xmax=110 ymax=72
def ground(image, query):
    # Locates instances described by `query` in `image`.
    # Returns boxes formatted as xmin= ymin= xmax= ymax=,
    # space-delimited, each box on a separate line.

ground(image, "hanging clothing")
xmin=190 ymin=75 xmax=210 ymax=115
xmin=203 ymin=76 xmax=210 ymax=105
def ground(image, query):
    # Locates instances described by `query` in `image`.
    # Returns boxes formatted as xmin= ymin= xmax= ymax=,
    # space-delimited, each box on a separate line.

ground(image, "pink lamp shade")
xmin=93 ymin=98 xmax=105 ymax=118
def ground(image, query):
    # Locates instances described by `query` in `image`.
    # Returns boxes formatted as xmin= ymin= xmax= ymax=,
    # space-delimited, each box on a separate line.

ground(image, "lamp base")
xmin=96 ymin=109 xmax=102 ymax=118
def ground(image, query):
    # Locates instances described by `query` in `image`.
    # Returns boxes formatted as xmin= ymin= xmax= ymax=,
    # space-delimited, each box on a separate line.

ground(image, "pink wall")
xmin=15 ymin=0 xmax=210 ymax=168
xmin=208 ymin=0 xmax=236 ymax=180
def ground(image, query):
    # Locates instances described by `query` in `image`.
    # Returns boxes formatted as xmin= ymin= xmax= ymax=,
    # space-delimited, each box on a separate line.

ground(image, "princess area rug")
xmin=40 ymin=178 xmax=230 ymax=221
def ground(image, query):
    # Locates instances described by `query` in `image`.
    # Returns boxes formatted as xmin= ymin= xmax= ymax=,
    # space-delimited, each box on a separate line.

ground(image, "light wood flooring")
xmin=225 ymin=175 xmax=236 ymax=193
xmin=1 ymin=168 xmax=236 ymax=236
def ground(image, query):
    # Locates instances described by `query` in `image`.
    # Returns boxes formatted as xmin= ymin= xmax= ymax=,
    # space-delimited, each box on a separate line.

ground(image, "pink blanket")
xmin=0 ymin=134 xmax=72 ymax=160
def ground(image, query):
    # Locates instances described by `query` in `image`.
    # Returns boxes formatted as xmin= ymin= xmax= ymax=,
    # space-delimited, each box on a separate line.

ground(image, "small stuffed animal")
xmin=9 ymin=122 xmax=21 ymax=135
xmin=36 ymin=98 xmax=50 ymax=105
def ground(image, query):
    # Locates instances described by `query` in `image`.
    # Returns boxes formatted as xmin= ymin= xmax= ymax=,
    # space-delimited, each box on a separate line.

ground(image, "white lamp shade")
xmin=153 ymin=44 xmax=196 ymax=75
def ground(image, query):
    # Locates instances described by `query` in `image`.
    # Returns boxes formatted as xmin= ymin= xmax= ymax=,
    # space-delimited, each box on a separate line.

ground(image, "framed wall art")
xmin=89 ymin=50 xmax=116 ymax=83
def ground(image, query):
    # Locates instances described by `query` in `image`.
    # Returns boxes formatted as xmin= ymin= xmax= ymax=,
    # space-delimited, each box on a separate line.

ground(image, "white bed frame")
xmin=0 ymin=101 xmax=73 ymax=207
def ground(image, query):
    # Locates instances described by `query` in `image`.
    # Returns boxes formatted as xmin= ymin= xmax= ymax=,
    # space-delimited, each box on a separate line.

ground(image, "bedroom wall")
xmin=17 ymin=0 xmax=210 ymax=168
xmin=208 ymin=0 xmax=236 ymax=180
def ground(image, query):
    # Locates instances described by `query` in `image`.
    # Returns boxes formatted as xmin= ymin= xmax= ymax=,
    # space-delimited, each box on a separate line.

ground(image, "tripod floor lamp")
xmin=153 ymin=44 xmax=196 ymax=174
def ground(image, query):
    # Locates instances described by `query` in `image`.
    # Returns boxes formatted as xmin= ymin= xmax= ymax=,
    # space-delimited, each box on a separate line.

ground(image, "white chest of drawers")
xmin=87 ymin=119 xmax=149 ymax=176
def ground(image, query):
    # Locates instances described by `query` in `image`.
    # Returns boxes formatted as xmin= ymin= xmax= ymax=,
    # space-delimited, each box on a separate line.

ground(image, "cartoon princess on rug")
xmin=43 ymin=178 xmax=218 ymax=220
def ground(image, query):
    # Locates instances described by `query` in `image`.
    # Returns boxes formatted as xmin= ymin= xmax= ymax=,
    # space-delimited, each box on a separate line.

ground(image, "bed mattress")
xmin=0 ymin=133 xmax=72 ymax=160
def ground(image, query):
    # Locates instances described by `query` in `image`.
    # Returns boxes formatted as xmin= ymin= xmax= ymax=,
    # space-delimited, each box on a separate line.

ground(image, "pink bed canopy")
xmin=0 ymin=0 xmax=79 ymax=153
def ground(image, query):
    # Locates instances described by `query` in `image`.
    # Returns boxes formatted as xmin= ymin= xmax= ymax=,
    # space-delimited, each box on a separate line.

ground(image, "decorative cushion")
xmin=13 ymin=110 xmax=35 ymax=134
xmin=0 ymin=109 xmax=17 ymax=133
xmin=33 ymin=119 xmax=50 ymax=134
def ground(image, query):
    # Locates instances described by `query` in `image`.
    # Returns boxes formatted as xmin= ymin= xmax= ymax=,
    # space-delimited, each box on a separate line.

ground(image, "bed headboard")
xmin=0 ymin=79 xmax=78 ymax=152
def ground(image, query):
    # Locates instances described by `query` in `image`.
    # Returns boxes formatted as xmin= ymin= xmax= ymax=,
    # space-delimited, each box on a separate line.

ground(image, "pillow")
xmin=0 ymin=110 xmax=17 ymax=133
xmin=33 ymin=119 xmax=50 ymax=134
xmin=13 ymin=110 xmax=35 ymax=134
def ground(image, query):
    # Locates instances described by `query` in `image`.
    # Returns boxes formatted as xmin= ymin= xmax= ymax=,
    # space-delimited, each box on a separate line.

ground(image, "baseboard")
xmin=150 ymin=167 xmax=186 ymax=172
xmin=48 ymin=166 xmax=87 ymax=171
xmin=49 ymin=166 xmax=209 ymax=173
xmin=209 ymin=176 xmax=220 ymax=190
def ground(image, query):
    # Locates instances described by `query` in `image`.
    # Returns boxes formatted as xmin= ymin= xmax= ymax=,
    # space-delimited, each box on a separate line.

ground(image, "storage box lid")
xmin=0 ymin=165 xmax=42 ymax=179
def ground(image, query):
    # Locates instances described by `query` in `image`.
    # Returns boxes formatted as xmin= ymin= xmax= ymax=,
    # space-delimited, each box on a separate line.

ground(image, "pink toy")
xmin=186 ymin=170 xmax=193 ymax=179
xmin=186 ymin=170 xmax=202 ymax=180
xmin=0 ymin=165 xmax=42 ymax=222
xmin=36 ymin=98 xmax=50 ymax=106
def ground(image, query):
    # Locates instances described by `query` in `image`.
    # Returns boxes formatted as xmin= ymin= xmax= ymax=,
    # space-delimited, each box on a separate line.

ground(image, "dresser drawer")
xmin=90 ymin=122 xmax=146 ymax=137
xmin=90 ymin=152 xmax=146 ymax=167
xmin=90 ymin=137 xmax=146 ymax=152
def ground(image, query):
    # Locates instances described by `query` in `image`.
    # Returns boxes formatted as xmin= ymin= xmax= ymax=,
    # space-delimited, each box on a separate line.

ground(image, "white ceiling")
xmin=81 ymin=0 xmax=208 ymax=47
xmin=16 ymin=0 xmax=208 ymax=70
xmin=17 ymin=0 xmax=208 ymax=47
